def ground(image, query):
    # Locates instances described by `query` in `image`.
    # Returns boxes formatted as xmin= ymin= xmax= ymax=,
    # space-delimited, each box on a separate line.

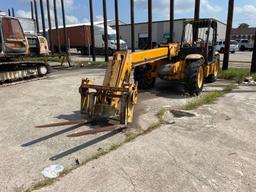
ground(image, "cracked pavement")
xmin=35 ymin=84 xmax=256 ymax=192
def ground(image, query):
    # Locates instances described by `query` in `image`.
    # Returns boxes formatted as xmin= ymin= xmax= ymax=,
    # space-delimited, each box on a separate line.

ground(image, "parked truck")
xmin=238 ymin=39 xmax=254 ymax=51
xmin=49 ymin=23 xmax=128 ymax=55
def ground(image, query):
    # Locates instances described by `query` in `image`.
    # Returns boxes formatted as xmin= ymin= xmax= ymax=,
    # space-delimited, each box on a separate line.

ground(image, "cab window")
xmin=2 ymin=18 xmax=24 ymax=40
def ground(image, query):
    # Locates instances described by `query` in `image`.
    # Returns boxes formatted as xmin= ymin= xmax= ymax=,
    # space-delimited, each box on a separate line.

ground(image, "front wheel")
xmin=184 ymin=60 xmax=204 ymax=96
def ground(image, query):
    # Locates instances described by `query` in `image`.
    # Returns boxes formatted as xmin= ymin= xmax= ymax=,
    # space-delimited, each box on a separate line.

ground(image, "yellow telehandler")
xmin=38 ymin=19 xmax=220 ymax=136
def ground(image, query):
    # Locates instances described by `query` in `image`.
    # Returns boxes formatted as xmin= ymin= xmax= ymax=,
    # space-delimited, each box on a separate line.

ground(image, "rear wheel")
xmin=108 ymin=48 xmax=114 ymax=56
xmin=240 ymin=46 xmax=245 ymax=51
xmin=134 ymin=65 xmax=155 ymax=90
xmin=184 ymin=60 xmax=204 ymax=96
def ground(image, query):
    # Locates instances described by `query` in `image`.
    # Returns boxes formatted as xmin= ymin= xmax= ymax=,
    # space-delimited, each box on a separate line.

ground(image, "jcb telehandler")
xmin=38 ymin=19 xmax=220 ymax=136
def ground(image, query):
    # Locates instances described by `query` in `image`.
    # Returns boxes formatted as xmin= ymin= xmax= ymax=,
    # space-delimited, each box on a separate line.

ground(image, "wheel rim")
xmin=38 ymin=66 xmax=48 ymax=75
xmin=197 ymin=66 xmax=204 ymax=88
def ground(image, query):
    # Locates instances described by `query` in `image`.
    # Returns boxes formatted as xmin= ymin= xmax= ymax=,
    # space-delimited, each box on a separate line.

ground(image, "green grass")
xmin=27 ymin=56 xmax=107 ymax=68
xmin=184 ymin=91 xmax=225 ymax=110
xmin=77 ymin=60 xmax=107 ymax=68
xmin=218 ymin=68 xmax=256 ymax=83
xmin=183 ymin=84 xmax=238 ymax=111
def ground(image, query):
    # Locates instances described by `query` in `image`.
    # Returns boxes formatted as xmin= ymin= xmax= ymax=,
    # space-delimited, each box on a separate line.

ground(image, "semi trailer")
xmin=49 ymin=23 xmax=128 ymax=55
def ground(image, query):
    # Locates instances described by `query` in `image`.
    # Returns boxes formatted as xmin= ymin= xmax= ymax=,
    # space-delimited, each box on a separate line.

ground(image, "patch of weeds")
xmin=183 ymin=91 xmax=224 ymax=110
xmin=218 ymin=68 xmax=256 ymax=83
xmin=157 ymin=108 xmax=169 ymax=124
xmin=183 ymin=83 xmax=238 ymax=111
xmin=25 ymin=179 xmax=55 ymax=192
xmin=125 ymin=131 xmax=139 ymax=142
xmin=223 ymin=84 xmax=238 ymax=92
xmin=109 ymin=143 xmax=122 ymax=151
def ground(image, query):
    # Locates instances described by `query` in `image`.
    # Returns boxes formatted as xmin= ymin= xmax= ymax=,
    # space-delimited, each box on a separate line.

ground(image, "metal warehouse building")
xmin=118 ymin=18 xmax=226 ymax=49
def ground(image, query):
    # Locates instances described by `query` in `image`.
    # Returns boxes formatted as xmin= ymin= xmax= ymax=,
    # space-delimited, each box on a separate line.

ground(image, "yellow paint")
xmin=80 ymin=43 xmax=220 ymax=124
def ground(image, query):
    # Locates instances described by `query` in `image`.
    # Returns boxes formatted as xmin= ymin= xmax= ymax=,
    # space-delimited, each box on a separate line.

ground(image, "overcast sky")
xmin=1 ymin=0 xmax=256 ymax=28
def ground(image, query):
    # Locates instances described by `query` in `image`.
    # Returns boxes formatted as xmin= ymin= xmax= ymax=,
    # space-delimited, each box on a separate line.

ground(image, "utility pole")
xmin=102 ymin=0 xmax=109 ymax=62
xmin=89 ymin=0 xmax=96 ymax=61
xmin=222 ymin=0 xmax=234 ymax=70
xmin=114 ymin=0 xmax=120 ymax=51
xmin=30 ymin=1 xmax=34 ymax=20
xmin=53 ymin=0 xmax=61 ymax=53
xmin=12 ymin=8 xmax=15 ymax=17
xmin=148 ymin=0 xmax=152 ymax=49
xmin=194 ymin=0 xmax=200 ymax=20
xmin=46 ymin=0 xmax=54 ymax=54
xmin=34 ymin=0 xmax=39 ymax=33
xmin=39 ymin=0 xmax=46 ymax=37
xmin=251 ymin=29 xmax=256 ymax=73
xmin=169 ymin=0 xmax=174 ymax=43
xmin=130 ymin=0 xmax=135 ymax=52
xmin=61 ymin=0 xmax=68 ymax=54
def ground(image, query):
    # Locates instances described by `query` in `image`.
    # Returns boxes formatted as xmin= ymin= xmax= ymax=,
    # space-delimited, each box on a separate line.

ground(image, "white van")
xmin=216 ymin=40 xmax=238 ymax=54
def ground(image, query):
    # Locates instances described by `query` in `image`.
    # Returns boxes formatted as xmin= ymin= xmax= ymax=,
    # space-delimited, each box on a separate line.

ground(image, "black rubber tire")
xmin=206 ymin=56 xmax=220 ymax=83
xmin=108 ymin=48 xmax=114 ymax=56
xmin=134 ymin=65 xmax=156 ymax=90
xmin=240 ymin=46 xmax=245 ymax=51
xmin=184 ymin=60 xmax=204 ymax=96
xmin=81 ymin=48 xmax=88 ymax=55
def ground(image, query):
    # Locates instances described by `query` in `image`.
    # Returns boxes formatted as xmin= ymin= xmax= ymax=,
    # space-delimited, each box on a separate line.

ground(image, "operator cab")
xmin=180 ymin=19 xmax=218 ymax=64
xmin=0 ymin=16 xmax=26 ymax=56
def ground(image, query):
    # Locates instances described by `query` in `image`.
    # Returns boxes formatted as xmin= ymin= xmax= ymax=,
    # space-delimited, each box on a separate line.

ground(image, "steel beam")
xmin=222 ymin=0 xmax=234 ymax=70
xmin=46 ymin=0 xmax=54 ymax=54
xmin=169 ymin=0 xmax=174 ymax=43
xmin=148 ymin=0 xmax=152 ymax=49
xmin=251 ymin=29 xmax=256 ymax=73
xmin=34 ymin=0 xmax=39 ymax=33
xmin=115 ymin=0 xmax=120 ymax=51
xmin=61 ymin=0 xmax=68 ymax=54
xmin=103 ymin=0 xmax=109 ymax=62
xmin=130 ymin=0 xmax=135 ymax=52
xmin=89 ymin=0 xmax=96 ymax=61
xmin=53 ymin=0 xmax=61 ymax=53
xmin=39 ymin=0 xmax=46 ymax=37
xmin=30 ymin=1 xmax=34 ymax=19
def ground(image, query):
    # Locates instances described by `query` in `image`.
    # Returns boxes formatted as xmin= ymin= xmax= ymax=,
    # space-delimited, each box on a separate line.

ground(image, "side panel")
xmin=50 ymin=25 xmax=91 ymax=48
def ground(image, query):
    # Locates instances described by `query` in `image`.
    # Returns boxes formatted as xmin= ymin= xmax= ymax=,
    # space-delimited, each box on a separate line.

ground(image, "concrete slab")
xmin=0 ymin=67 xmax=238 ymax=192
xmin=36 ymin=84 xmax=256 ymax=192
